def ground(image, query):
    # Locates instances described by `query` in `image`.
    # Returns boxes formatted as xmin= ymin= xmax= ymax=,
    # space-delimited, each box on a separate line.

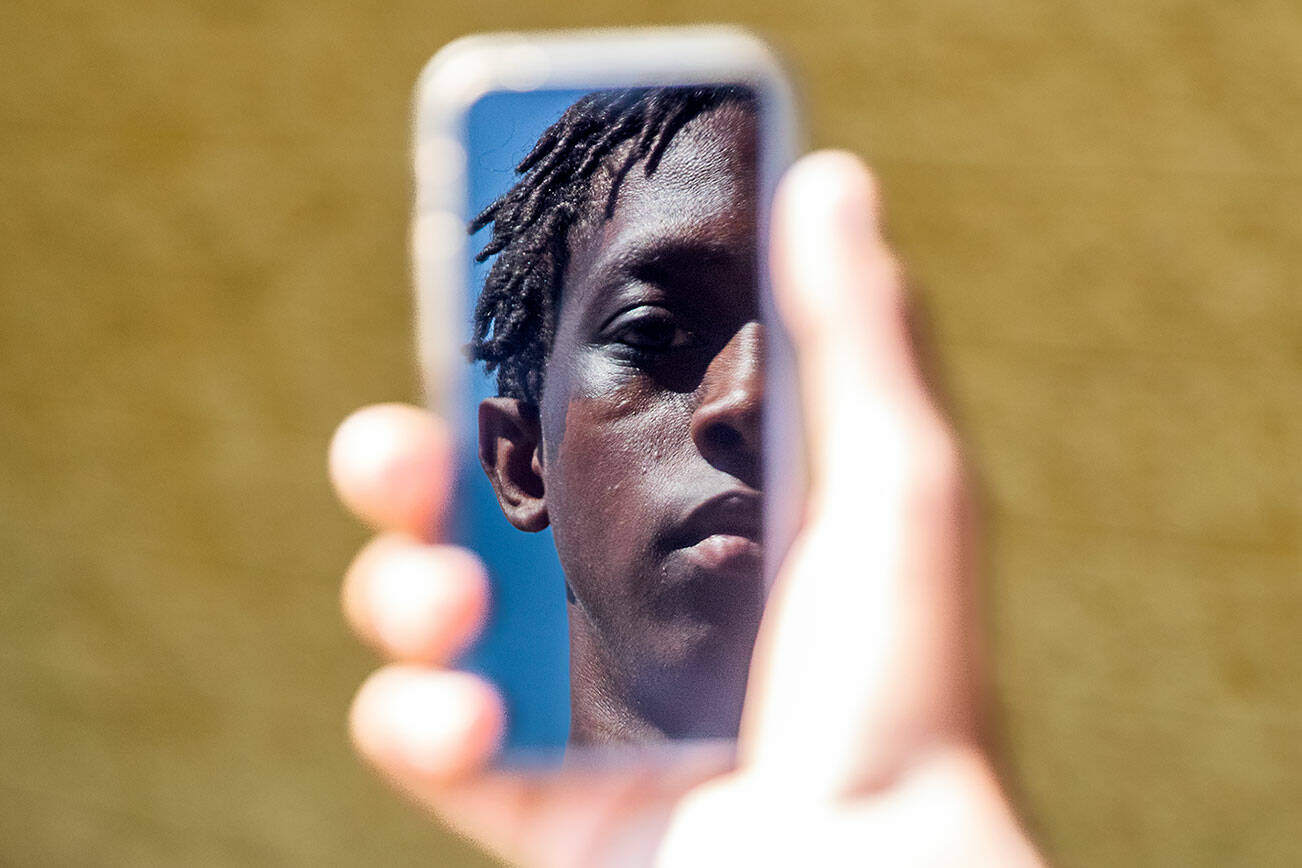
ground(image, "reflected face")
xmin=538 ymin=104 xmax=764 ymax=738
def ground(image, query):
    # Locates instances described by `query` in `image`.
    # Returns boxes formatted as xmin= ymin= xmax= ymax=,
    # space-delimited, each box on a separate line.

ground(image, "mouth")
xmin=672 ymin=491 xmax=763 ymax=575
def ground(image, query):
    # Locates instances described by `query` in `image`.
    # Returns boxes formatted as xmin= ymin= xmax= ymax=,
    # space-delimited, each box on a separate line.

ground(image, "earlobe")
xmin=478 ymin=397 xmax=549 ymax=532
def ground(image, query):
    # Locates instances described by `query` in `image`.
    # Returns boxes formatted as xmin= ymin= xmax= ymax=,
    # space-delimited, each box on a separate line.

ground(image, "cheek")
xmin=543 ymin=359 xmax=695 ymax=564
xmin=555 ymin=360 xmax=694 ymax=483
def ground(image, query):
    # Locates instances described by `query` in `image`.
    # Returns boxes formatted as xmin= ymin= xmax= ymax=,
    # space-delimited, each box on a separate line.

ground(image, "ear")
xmin=478 ymin=397 xmax=549 ymax=532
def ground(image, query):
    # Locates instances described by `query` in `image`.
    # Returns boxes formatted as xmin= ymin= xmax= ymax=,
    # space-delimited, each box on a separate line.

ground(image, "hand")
xmin=329 ymin=152 xmax=1044 ymax=866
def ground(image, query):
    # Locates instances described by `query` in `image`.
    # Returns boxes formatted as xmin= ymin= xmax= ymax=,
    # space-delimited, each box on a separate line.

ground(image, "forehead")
xmin=562 ymin=103 xmax=759 ymax=298
xmin=608 ymin=102 xmax=757 ymax=228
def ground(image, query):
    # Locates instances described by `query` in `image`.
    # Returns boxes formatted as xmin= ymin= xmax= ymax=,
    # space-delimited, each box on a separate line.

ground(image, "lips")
xmin=671 ymin=490 xmax=763 ymax=574
xmin=682 ymin=533 xmax=762 ymax=572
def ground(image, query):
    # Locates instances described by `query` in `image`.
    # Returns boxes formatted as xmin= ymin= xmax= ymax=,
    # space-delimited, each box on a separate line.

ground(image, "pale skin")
xmin=330 ymin=153 xmax=1046 ymax=866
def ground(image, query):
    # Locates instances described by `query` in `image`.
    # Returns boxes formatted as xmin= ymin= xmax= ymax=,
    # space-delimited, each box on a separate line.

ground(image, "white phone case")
xmin=412 ymin=27 xmax=803 ymax=766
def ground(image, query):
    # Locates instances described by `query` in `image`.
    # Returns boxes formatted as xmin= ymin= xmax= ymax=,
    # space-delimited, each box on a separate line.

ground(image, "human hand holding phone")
xmin=330 ymin=153 xmax=1044 ymax=866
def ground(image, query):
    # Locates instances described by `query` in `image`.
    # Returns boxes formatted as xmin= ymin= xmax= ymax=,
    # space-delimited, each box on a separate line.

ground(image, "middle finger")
xmin=343 ymin=531 xmax=490 ymax=664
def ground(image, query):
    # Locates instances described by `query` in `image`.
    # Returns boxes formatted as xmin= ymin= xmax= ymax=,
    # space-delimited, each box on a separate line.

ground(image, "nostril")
xmin=705 ymin=424 xmax=743 ymax=454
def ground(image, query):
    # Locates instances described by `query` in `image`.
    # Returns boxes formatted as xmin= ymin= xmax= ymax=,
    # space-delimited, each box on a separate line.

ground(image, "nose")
xmin=690 ymin=321 xmax=763 ymax=485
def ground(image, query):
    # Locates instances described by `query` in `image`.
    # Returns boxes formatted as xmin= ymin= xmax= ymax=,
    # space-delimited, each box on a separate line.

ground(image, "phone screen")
xmin=417 ymin=48 xmax=798 ymax=762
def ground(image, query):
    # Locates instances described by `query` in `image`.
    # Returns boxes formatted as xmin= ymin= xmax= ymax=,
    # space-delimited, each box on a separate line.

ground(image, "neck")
xmin=566 ymin=601 xmax=664 ymax=745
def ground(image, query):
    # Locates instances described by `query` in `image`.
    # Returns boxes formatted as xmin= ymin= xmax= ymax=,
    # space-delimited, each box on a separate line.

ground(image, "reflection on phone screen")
xmin=457 ymin=86 xmax=764 ymax=755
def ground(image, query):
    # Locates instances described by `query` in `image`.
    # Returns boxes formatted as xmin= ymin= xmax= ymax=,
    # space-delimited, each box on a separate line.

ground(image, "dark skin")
xmin=478 ymin=104 xmax=764 ymax=744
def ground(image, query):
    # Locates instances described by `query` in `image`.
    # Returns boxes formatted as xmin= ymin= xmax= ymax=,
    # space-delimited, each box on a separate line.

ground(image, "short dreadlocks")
xmin=468 ymin=85 xmax=755 ymax=404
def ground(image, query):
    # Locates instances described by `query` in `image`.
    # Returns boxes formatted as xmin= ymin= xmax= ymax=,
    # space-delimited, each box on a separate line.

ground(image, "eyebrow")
xmin=592 ymin=233 xmax=746 ymax=289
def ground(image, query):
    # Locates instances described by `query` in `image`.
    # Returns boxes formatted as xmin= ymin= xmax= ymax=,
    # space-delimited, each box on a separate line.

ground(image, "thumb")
xmin=742 ymin=152 xmax=980 ymax=797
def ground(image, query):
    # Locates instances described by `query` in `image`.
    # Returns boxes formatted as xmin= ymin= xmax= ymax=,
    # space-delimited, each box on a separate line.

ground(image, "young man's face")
xmin=538 ymin=103 xmax=764 ymax=738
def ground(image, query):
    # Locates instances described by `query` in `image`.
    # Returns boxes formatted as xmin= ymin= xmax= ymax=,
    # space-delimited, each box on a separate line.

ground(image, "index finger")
xmin=328 ymin=403 xmax=454 ymax=540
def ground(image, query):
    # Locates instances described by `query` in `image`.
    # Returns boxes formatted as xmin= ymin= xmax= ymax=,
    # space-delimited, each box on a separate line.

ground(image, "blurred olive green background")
xmin=3 ymin=1 xmax=1300 ymax=865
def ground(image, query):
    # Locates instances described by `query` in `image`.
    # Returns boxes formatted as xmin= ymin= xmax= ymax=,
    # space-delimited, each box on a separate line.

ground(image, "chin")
xmin=625 ymin=619 xmax=756 ymax=739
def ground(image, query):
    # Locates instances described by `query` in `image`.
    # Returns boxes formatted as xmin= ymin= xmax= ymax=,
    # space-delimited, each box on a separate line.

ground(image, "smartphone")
xmin=412 ymin=27 xmax=802 ymax=765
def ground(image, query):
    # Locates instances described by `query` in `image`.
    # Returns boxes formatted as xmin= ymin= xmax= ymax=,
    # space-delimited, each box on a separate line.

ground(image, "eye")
xmin=606 ymin=307 xmax=694 ymax=354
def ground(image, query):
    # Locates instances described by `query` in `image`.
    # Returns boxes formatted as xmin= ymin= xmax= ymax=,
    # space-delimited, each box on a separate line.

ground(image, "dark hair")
xmin=468 ymin=85 xmax=755 ymax=403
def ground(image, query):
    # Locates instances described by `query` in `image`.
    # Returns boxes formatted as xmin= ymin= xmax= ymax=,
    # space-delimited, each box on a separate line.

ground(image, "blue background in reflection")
xmin=457 ymin=89 xmax=591 ymax=754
